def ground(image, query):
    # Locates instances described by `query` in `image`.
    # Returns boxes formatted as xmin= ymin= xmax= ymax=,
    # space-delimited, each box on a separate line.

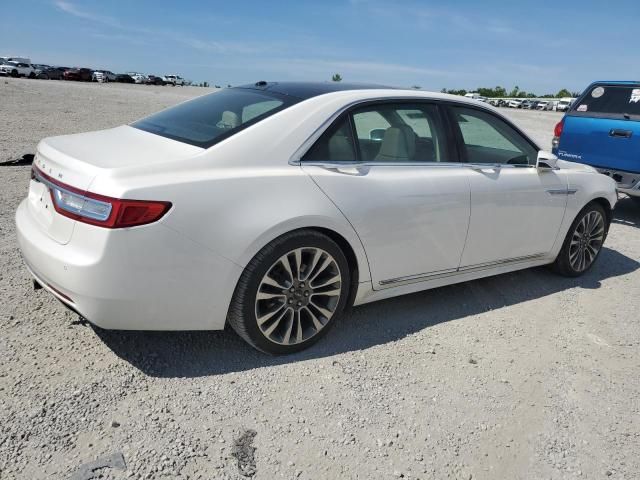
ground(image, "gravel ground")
xmin=1 ymin=78 xmax=639 ymax=480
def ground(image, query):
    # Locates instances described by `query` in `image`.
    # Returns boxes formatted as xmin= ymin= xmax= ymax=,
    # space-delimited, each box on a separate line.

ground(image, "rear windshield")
xmin=571 ymin=85 xmax=640 ymax=120
xmin=132 ymin=89 xmax=298 ymax=148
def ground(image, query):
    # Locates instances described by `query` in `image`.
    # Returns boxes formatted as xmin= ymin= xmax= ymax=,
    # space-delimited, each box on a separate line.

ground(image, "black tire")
xmin=10 ymin=69 xmax=18 ymax=78
xmin=227 ymin=230 xmax=351 ymax=354
xmin=28 ymin=72 xmax=35 ymax=79
xmin=552 ymin=202 xmax=608 ymax=277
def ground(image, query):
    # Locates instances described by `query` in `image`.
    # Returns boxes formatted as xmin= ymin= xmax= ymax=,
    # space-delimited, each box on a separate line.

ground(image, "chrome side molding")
xmin=379 ymin=253 xmax=547 ymax=287
xmin=546 ymin=188 xmax=578 ymax=195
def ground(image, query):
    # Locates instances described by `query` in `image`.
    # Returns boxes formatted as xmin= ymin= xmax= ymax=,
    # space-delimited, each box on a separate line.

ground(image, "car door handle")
xmin=609 ymin=129 xmax=633 ymax=138
xmin=469 ymin=164 xmax=501 ymax=171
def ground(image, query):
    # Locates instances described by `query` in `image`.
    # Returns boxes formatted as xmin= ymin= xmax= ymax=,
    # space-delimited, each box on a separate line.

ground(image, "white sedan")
xmin=16 ymin=82 xmax=617 ymax=354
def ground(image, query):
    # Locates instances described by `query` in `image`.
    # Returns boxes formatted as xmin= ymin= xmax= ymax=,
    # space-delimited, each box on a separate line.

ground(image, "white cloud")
xmin=53 ymin=0 xmax=121 ymax=27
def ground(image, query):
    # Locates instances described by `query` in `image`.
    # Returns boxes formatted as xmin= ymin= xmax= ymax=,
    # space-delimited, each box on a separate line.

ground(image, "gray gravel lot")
xmin=1 ymin=78 xmax=639 ymax=480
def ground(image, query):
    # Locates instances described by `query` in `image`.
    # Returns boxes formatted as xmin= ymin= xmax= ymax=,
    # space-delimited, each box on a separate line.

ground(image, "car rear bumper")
xmin=596 ymin=168 xmax=640 ymax=197
xmin=16 ymin=199 xmax=242 ymax=330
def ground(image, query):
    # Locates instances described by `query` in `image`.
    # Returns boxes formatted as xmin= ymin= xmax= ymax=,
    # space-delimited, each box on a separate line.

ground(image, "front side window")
xmin=302 ymin=102 xmax=448 ymax=163
xmin=132 ymin=88 xmax=298 ymax=148
xmin=451 ymin=107 xmax=537 ymax=165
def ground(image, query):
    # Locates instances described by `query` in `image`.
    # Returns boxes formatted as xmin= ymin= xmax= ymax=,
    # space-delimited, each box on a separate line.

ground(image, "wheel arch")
xmin=587 ymin=196 xmax=613 ymax=233
xmin=236 ymin=219 xmax=370 ymax=310
xmin=305 ymin=226 xmax=360 ymax=310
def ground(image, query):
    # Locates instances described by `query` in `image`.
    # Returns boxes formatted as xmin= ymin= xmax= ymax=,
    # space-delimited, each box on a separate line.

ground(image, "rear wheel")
xmin=552 ymin=202 xmax=608 ymax=277
xmin=227 ymin=230 xmax=350 ymax=354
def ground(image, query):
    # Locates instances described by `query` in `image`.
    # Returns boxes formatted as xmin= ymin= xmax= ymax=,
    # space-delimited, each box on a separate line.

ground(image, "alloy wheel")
xmin=255 ymin=247 xmax=342 ymax=345
xmin=569 ymin=210 xmax=605 ymax=272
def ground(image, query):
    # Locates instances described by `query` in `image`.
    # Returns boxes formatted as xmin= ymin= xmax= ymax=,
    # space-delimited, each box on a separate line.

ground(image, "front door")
xmin=447 ymin=105 xmax=568 ymax=268
xmin=301 ymin=101 xmax=471 ymax=288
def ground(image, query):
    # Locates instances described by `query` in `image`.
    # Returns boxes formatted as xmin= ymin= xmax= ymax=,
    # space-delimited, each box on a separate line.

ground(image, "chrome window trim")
xmin=289 ymin=95 xmax=541 ymax=166
xmin=301 ymin=161 xmax=537 ymax=170
xmin=301 ymin=161 xmax=465 ymax=169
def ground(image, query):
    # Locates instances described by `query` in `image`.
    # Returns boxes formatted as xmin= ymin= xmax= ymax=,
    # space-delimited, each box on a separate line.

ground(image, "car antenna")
xmin=255 ymin=80 xmax=268 ymax=87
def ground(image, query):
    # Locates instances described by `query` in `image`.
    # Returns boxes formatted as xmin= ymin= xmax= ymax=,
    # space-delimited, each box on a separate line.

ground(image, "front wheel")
xmin=552 ymin=202 xmax=608 ymax=277
xmin=227 ymin=230 xmax=351 ymax=354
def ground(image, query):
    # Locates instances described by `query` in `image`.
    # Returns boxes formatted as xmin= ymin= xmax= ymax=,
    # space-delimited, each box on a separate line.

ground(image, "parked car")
xmin=520 ymin=100 xmax=535 ymax=109
xmin=0 ymin=61 xmax=36 ymax=78
xmin=145 ymin=75 xmax=166 ymax=85
xmin=32 ymin=64 xmax=50 ymax=74
xmin=128 ymin=73 xmax=147 ymax=84
xmin=546 ymin=100 xmax=559 ymax=111
xmin=92 ymin=70 xmax=117 ymax=82
xmin=162 ymin=74 xmax=186 ymax=86
xmin=552 ymin=81 xmax=640 ymax=199
xmin=536 ymin=100 xmax=549 ymax=110
xmin=16 ymin=82 xmax=617 ymax=354
xmin=556 ymin=99 xmax=572 ymax=112
xmin=508 ymin=99 xmax=524 ymax=108
xmin=115 ymin=74 xmax=135 ymax=83
xmin=36 ymin=66 xmax=66 ymax=80
xmin=63 ymin=68 xmax=93 ymax=81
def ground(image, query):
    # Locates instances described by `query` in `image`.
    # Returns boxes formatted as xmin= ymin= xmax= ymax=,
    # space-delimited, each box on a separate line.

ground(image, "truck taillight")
xmin=553 ymin=119 xmax=564 ymax=138
xmin=552 ymin=119 xmax=564 ymax=150
xmin=32 ymin=166 xmax=171 ymax=229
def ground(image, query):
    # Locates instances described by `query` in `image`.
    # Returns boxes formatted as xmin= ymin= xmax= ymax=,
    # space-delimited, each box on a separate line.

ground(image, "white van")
xmin=556 ymin=98 xmax=573 ymax=112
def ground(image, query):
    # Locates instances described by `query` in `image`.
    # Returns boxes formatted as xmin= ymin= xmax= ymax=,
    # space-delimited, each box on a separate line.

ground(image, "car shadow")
xmin=94 ymin=247 xmax=638 ymax=378
xmin=612 ymin=196 xmax=640 ymax=228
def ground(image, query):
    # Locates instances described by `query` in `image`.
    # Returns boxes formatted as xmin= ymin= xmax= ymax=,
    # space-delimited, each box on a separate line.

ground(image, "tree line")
xmin=440 ymin=86 xmax=581 ymax=98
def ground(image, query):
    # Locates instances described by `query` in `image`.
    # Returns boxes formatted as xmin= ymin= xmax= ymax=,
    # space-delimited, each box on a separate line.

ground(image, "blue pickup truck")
xmin=552 ymin=81 xmax=640 ymax=199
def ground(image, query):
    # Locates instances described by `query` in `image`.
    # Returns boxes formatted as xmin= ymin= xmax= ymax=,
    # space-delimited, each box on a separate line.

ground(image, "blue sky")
xmin=2 ymin=0 xmax=639 ymax=93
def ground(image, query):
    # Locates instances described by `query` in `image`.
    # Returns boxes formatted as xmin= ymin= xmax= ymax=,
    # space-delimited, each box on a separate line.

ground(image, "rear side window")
xmin=132 ymin=89 xmax=298 ymax=148
xmin=572 ymin=85 xmax=640 ymax=120
xmin=302 ymin=102 xmax=449 ymax=163
xmin=302 ymin=117 xmax=357 ymax=162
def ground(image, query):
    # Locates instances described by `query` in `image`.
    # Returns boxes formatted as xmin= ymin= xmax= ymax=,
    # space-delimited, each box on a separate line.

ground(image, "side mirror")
xmin=537 ymin=151 xmax=558 ymax=170
xmin=370 ymin=128 xmax=386 ymax=142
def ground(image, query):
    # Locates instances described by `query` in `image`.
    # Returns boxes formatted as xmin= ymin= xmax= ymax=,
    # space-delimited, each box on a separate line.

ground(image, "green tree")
xmin=509 ymin=85 xmax=520 ymax=97
xmin=477 ymin=86 xmax=507 ymax=98
xmin=556 ymin=88 xmax=571 ymax=98
xmin=332 ymin=73 xmax=342 ymax=82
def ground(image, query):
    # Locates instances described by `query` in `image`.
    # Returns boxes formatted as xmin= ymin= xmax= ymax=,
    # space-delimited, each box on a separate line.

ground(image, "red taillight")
xmin=32 ymin=165 xmax=171 ymax=229
xmin=553 ymin=119 xmax=564 ymax=138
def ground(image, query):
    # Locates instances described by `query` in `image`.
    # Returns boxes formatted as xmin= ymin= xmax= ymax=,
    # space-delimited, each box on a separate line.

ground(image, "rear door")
xmin=557 ymin=83 xmax=640 ymax=172
xmin=302 ymin=101 xmax=471 ymax=288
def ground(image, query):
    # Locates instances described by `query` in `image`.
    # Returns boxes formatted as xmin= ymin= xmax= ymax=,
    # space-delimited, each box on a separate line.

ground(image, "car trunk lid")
xmin=28 ymin=125 xmax=203 ymax=244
